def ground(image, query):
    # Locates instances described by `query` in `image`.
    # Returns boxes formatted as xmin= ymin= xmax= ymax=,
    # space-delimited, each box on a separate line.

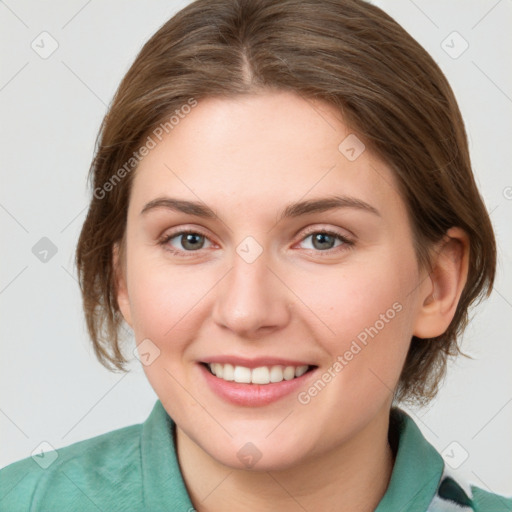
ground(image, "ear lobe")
xmin=113 ymin=242 xmax=133 ymax=328
xmin=413 ymin=227 xmax=469 ymax=339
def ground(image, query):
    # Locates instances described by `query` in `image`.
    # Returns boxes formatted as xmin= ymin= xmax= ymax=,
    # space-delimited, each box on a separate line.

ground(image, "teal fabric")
xmin=0 ymin=402 xmax=193 ymax=511
xmin=1 ymin=401 xmax=510 ymax=511
xmin=374 ymin=407 xmax=445 ymax=512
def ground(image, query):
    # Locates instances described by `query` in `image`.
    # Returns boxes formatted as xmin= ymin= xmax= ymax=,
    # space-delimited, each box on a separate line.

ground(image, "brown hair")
xmin=76 ymin=0 xmax=496 ymax=406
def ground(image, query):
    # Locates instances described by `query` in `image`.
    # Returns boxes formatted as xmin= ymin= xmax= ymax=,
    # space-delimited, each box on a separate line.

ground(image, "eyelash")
xmin=158 ymin=227 xmax=354 ymax=258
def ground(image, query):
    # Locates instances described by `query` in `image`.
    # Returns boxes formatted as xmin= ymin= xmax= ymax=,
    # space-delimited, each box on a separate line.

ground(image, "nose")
xmin=211 ymin=247 xmax=293 ymax=339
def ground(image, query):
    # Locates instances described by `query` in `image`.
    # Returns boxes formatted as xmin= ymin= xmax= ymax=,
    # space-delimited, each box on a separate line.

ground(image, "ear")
xmin=413 ymin=227 xmax=470 ymax=339
xmin=113 ymin=241 xmax=133 ymax=328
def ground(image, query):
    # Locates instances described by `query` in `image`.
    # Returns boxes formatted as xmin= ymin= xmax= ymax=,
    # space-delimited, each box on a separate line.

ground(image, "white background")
xmin=1 ymin=0 xmax=511 ymax=497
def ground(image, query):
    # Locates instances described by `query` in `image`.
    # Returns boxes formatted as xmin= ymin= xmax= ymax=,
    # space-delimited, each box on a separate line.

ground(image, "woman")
xmin=1 ymin=0 xmax=510 ymax=510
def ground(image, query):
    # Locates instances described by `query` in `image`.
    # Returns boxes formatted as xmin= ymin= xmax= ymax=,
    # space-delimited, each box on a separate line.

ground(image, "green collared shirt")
xmin=1 ymin=401 xmax=510 ymax=511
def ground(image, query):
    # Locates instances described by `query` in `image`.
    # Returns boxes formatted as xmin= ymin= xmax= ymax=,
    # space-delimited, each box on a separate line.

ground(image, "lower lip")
xmin=199 ymin=363 xmax=316 ymax=407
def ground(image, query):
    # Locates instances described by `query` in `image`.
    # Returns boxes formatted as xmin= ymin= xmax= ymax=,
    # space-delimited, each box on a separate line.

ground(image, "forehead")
xmin=130 ymin=91 xmax=405 ymax=221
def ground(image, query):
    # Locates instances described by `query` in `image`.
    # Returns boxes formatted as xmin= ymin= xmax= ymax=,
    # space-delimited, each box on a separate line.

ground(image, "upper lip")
xmin=201 ymin=355 xmax=315 ymax=369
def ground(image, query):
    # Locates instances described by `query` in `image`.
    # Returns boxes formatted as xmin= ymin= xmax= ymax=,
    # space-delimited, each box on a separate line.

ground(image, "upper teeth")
xmin=208 ymin=363 xmax=309 ymax=384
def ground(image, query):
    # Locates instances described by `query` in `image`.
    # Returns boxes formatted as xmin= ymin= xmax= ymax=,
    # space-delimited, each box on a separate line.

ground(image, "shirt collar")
xmin=141 ymin=400 xmax=193 ymax=509
xmin=140 ymin=401 xmax=444 ymax=511
xmin=375 ymin=407 xmax=444 ymax=511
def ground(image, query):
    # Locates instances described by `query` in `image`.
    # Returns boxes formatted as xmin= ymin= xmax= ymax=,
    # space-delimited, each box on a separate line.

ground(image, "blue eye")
xmin=161 ymin=230 xmax=213 ymax=253
xmin=158 ymin=227 xmax=354 ymax=257
xmin=298 ymin=230 xmax=353 ymax=253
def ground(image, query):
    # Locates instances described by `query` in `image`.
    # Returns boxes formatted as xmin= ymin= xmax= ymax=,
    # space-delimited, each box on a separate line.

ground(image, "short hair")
xmin=76 ymin=0 xmax=496 ymax=406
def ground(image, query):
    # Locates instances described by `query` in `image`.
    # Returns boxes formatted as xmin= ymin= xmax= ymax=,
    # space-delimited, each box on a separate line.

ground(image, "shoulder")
xmin=470 ymin=484 xmax=512 ymax=512
xmin=388 ymin=408 xmax=512 ymax=512
xmin=428 ymin=465 xmax=512 ymax=512
xmin=0 ymin=423 xmax=143 ymax=512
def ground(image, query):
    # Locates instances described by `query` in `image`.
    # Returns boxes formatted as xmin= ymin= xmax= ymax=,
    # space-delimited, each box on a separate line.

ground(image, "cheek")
xmin=127 ymin=262 xmax=203 ymax=340
xmin=125 ymin=259 xmax=209 ymax=409
xmin=293 ymin=250 xmax=416 ymax=382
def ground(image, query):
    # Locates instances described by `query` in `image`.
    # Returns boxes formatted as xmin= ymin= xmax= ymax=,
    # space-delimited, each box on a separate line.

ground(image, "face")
xmin=115 ymin=91 xmax=430 ymax=471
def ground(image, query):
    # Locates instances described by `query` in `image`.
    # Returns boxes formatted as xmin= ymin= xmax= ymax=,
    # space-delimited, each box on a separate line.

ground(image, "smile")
xmin=206 ymin=362 xmax=312 ymax=385
xmin=199 ymin=359 xmax=318 ymax=406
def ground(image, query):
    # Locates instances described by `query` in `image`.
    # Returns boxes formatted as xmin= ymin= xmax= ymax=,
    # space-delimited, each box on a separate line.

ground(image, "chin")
xmin=200 ymin=435 xmax=311 ymax=473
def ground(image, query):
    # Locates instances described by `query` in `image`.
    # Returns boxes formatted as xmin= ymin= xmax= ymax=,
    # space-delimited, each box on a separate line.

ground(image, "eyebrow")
xmin=140 ymin=195 xmax=381 ymax=220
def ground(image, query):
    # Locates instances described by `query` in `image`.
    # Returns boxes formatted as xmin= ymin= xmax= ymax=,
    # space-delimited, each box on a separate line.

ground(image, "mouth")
xmin=198 ymin=358 xmax=319 ymax=407
xmin=201 ymin=362 xmax=317 ymax=385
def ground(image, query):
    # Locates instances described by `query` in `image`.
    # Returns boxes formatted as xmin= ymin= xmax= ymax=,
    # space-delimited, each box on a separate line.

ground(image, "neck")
xmin=176 ymin=406 xmax=395 ymax=512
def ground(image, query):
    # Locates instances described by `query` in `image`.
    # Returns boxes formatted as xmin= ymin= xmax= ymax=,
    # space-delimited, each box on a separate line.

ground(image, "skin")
xmin=114 ymin=91 xmax=469 ymax=511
